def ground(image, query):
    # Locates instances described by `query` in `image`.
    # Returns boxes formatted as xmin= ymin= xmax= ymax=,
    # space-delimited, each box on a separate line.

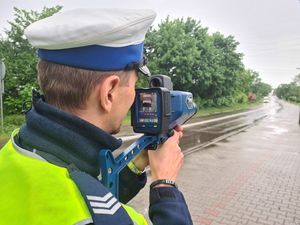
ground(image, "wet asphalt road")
xmin=116 ymin=96 xmax=280 ymax=153
xmin=180 ymin=98 xmax=281 ymax=154
xmin=129 ymin=98 xmax=300 ymax=225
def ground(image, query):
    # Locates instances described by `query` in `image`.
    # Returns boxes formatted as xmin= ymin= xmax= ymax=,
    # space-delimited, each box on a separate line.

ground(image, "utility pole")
xmin=0 ymin=60 xmax=5 ymax=133
xmin=297 ymin=67 xmax=300 ymax=125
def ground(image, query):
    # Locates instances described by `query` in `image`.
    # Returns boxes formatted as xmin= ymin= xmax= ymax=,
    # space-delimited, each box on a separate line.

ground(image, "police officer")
xmin=0 ymin=8 xmax=193 ymax=225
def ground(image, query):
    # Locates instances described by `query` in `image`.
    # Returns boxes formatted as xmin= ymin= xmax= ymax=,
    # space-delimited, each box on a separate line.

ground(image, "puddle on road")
xmin=117 ymin=106 xmax=275 ymax=155
xmin=265 ymin=125 xmax=288 ymax=135
xmin=180 ymin=131 xmax=219 ymax=150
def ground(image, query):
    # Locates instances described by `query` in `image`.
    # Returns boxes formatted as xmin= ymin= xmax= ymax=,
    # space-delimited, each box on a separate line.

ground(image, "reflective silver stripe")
xmin=90 ymin=197 xmax=116 ymax=208
xmin=92 ymin=202 xmax=121 ymax=215
xmin=73 ymin=218 xmax=93 ymax=225
xmin=87 ymin=193 xmax=122 ymax=215
xmin=11 ymin=134 xmax=47 ymax=161
xmin=87 ymin=193 xmax=112 ymax=202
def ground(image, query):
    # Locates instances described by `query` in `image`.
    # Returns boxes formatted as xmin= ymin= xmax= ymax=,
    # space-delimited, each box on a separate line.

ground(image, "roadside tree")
xmin=0 ymin=6 xmax=62 ymax=114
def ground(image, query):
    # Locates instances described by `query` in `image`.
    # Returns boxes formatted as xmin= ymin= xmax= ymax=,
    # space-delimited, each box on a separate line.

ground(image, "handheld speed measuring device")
xmin=99 ymin=75 xmax=197 ymax=198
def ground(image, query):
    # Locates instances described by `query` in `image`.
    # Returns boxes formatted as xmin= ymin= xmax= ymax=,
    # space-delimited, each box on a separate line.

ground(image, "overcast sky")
xmin=1 ymin=0 xmax=300 ymax=88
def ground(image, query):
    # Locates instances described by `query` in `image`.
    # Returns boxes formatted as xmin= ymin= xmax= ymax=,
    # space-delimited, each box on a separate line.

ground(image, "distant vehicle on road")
xmin=248 ymin=92 xmax=256 ymax=101
xmin=263 ymin=96 xmax=270 ymax=103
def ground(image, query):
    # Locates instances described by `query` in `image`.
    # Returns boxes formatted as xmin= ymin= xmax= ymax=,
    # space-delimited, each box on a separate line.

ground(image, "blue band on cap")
xmin=38 ymin=43 xmax=144 ymax=71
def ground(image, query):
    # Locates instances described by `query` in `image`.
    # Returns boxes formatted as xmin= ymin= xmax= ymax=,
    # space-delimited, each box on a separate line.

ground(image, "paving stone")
xmin=129 ymin=102 xmax=300 ymax=225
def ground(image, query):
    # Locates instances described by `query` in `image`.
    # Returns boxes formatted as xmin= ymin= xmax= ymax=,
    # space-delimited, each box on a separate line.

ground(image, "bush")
xmin=2 ymin=114 xmax=25 ymax=135
xmin=235 ymin=92 xmax=248 ymax=104
xmin=4 ymin=84 xmax=36 ymax=114
xmin=1 ymin=6 xmax=62 ymax=115
xmin=194 ymin=92 xmax=249 ymax=109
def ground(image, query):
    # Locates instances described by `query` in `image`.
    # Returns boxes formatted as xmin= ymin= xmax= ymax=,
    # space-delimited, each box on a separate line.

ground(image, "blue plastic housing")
xmin=169 ymin=91 xmax=197 ymax=129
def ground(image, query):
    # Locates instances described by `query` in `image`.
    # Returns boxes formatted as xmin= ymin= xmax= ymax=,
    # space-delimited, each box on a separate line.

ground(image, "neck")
xmin=74 ymin=108 xmax=112 ymax=134
xmin=17 ymin=95 xmax=122 ymax=177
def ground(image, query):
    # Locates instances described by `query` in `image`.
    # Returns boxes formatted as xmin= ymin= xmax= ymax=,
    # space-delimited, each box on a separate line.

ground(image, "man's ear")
xmin=98 ymin=75 xmax=120 ymax=113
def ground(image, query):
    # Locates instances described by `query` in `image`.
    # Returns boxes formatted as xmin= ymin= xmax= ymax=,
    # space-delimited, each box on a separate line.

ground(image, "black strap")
xmin=70 ymin=170 xmax=134 ymax=225
xmin=150 ymin=179 xmax=178 ymax=189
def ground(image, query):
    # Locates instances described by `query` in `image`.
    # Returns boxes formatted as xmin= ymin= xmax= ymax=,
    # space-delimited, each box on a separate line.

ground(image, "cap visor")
xmin=138 ymin=65 xmax=151 ymax=77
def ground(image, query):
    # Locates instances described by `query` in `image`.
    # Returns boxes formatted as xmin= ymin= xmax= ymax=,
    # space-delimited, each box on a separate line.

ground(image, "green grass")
xmin=289 ymin=101 xmax=300 ymax=106
xmin=123 ymin=111 xmax=132 ymax=125
xmin=0 ymin=114 xmax=25 ymax=143
xmin=290 ymin=102 xmax=300 ymax=106
xmin=280 ymin=99 xmax=300 ymax=106
xmin=195 ymin=101 xmax=262 ymax=117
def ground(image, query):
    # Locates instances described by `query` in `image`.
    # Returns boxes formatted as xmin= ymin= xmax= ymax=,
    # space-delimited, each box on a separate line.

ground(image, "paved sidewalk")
xmin=129 ymin=102 xmax=300 ymax=225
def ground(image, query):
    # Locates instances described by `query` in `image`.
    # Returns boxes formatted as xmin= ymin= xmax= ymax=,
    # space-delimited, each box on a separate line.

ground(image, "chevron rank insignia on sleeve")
xmin=70 ymin=170 xmax=134 ymax=225
xmin=87 ymin=193 xmax=121 ymax=215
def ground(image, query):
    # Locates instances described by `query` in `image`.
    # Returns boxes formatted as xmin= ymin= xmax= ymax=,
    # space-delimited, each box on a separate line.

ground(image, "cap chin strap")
xmin=124 ymin=56 xmax=151 ymax=77
xmin=138 ymin=65 xmax=151 ymax=77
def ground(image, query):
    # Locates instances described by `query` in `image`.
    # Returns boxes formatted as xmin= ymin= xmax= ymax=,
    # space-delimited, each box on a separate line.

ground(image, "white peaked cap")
xmin=24 ymin=8 xmax=156 ymax=74
xmin=25 ymin=8 xmax=156 ymax=49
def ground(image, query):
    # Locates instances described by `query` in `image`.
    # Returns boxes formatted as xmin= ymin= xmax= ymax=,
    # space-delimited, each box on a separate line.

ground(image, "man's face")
xmin=110 ymin=70 xmax=138 ymax=134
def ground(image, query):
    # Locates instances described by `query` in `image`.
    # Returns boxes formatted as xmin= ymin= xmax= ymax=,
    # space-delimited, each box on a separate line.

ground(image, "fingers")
xmin=174 ymin=125 xmax=183 ymax=133
xmin=148 ymin=127 xmax=185 ymax=182
xmin=174 ymin=125 xmax=183 ymax=139
xmin=172 ymin=129 xmax=183 ymax=140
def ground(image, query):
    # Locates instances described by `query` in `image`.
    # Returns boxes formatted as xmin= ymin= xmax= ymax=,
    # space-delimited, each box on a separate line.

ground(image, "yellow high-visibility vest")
xmin=0 ymin=130 xmax=148 ymax=225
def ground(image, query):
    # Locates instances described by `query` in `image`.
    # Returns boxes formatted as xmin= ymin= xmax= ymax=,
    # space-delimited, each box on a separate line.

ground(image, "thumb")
xmin=170 ymin=129 xmax=182 ymax=142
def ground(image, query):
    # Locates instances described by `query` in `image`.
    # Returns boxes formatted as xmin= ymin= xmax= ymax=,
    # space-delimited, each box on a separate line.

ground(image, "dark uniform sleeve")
xmin=149 ymin=187 xmax=193 ymax=225
xmin=118 ymin=166 xmax=147 ymax=203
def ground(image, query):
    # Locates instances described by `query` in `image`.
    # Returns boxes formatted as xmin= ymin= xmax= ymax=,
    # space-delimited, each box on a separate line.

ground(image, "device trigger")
xmin=168 ymin=129 xmax=174 ymax=137
xmin=147 ymin=144 xmax=158 ymax=150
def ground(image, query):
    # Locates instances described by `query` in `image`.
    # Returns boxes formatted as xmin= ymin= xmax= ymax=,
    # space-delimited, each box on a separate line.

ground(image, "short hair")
xmin=37 ymin=60 xmax=130 ymax=112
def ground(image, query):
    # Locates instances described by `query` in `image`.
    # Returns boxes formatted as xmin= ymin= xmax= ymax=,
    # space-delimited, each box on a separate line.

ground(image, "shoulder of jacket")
xmin=70 ymin=170 xmax=134 ymax=225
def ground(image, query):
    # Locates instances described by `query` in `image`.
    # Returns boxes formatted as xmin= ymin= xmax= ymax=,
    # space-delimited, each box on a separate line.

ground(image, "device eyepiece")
xmin=150 ymin=77 xmax=163 ymax=87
